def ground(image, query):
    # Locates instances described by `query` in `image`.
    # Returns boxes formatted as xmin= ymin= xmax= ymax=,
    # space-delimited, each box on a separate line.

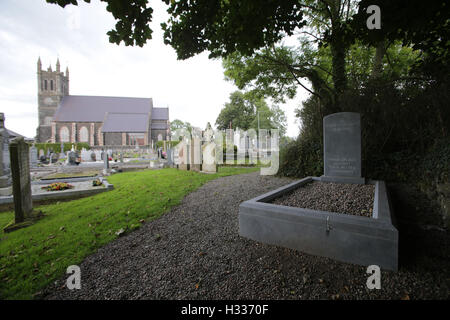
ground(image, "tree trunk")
xmin=371 ymin=41 xmax=386 ymax=78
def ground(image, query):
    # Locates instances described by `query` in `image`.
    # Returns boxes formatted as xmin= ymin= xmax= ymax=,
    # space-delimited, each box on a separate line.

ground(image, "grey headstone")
xmin=9 ymin=137 xmax=33 ymax=223
xmin=29 ymin=145 xmax=38 ymax=168
xmin=321 ymin=112 xmax=364 ymax=184
xmin=167 ymin=148 xmax=172 ymax=165
xmin=68 ymin=151 xmax=77 ymax=165
xmin=103 ymin=151 xmax=109 ymax=169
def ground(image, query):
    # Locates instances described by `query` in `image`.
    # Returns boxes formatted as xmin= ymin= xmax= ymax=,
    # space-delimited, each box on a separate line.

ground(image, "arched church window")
xmin=60 ymin=126 xmax=69 ymax=142
xmin=50 ymin=80 xmax=54 ymax=91
xmin=44 ymin=80 xmax=48 ymax=90
xmin=79 ymin=126 xmax=89 ymax=142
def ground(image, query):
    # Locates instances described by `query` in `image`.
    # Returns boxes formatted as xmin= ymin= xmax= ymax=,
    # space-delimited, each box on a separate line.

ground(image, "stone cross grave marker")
xmin=321 ymin=112 xmax=365 ymax=184
xmin=9 ymin=137 xmax=33 ymax=223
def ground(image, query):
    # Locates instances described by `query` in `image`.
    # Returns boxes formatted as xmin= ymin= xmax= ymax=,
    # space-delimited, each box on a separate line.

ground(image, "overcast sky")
xmin=0 ymin=0 xmax=308 ymax=139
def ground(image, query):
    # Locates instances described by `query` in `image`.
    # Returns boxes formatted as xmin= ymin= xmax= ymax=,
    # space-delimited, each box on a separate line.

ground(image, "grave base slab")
xmin=239 ymin=177 xmax=398 ymax=271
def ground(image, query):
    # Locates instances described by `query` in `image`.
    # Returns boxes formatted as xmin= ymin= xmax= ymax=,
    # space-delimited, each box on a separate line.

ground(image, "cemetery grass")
xmin=0 ymin=166 xmax=258 ymax=299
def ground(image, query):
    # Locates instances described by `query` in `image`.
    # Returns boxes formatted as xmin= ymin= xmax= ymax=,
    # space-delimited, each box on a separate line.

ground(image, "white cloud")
xmin=0 ymin=0 xmax=304 ymax=139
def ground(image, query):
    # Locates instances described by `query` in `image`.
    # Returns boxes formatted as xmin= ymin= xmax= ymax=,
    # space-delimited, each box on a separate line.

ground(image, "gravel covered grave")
xmin=42 ymin=172 xmax=449 ymax=300
xmin=271 ymin=181 xmax=375 ymax=217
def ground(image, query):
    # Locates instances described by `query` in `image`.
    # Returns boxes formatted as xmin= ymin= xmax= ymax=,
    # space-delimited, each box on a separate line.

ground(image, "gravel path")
xmin=271 ymin=181 xmax=374 ymax=217
xmin=42 ymin=172 xmax=449 ymax=300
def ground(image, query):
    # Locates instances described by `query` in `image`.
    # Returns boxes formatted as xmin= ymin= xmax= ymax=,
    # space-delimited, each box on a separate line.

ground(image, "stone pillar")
xmin=190 ymin=137 xmax=201 ymax=172
xmin=144 ymin=132 xmax=148 ymax=146
xmin=98 ymin=127 xmax=104 ymax=146
xmin=51 ymin=122 xmax=56 ymax=143
xmin=71 ymin=122 xmax=76 ymax=143
xmin=0 ymin=113 xmax=12 ymax=196
xmin=90 ymin=123 xmax=95 ymax=146
xmin=9 ymin=137 xmax=33 ymax=223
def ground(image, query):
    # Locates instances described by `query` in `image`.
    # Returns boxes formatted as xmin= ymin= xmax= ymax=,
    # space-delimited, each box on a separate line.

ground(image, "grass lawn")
xmin=0 ymin=167 xmax=258 ymax=299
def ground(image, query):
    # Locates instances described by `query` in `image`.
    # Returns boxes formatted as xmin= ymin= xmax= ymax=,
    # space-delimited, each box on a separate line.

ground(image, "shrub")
xmin=32 ymin=142 xmax=90 ymax=155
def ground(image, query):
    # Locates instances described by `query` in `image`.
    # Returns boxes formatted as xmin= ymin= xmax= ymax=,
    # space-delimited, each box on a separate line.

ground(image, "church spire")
xmin=56 ymin=58 xmax=60 ymax=72
xmin=65 ymin=66 xmax=69 ymax=77
xmin=37 ymin=57 xmax=42 ymax=72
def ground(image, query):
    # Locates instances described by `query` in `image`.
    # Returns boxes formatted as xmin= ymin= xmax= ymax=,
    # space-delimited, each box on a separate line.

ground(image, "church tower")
xmin=36 ymin=57 xmax=69 ymax=142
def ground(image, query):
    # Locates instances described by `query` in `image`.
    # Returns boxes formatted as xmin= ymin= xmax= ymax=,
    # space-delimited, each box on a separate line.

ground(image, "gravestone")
xmin=167 ymin=148 xmax=173 ymax=166
xmin=202 ymin=128 xmax=217 ymax=173
xmin=173 ymin=146 xmax=180 ymax=167
xmin=103 ymin=151 xmax=110 ymax=175
xmin=177 ymin=140 xmax=189 ymax=170
xmin=29 ymin=144 xmax=37 ymax=168
xmin=60 ymin=141 xmax=65 ymax=158
xmin=321 ymin=112 xmax=365 ymax=184
xmin=9 ymin=137 xmax=33 ymax=223
xmin=94 ymin=150 xmax=102 ymax=161
xmin=50 ymin=153 xmax=59 ymax=163
xmin=39 ymin=149 xmax=44 ymax=159
xmin=68 ymin=151 xmax=77 ymax=165
xmin=81 ymin=149 xmax=92 ymax=162
xmin=90 ymin=152 xmax=97 ymax=161
xmin=0 ymin=113 xmax=12 ymax=196
xmin=190 ymin=138 xmax=201 ymax=172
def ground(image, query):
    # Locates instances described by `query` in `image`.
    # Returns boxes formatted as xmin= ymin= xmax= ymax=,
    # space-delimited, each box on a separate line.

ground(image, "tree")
xmin=170 ymin=119 xmax=192 ymax=134
xmin=215 ymin=91 xmax=287 ymax=136
xmin=351 ymin=0 xmax=449 ymax=65
xmin=46 ymin=0 xmax=153 ymax=46
xmin=215 ymin=91 xmax=257 ymax=131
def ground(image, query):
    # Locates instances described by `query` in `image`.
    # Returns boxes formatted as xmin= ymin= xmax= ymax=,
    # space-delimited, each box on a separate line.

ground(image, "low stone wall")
xmin=239 ymin=177 xmax=398 ymax=271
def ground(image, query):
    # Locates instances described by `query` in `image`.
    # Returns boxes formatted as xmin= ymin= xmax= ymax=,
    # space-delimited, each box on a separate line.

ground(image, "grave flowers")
xmin=41 ymin=182 xmax=74 ymax=191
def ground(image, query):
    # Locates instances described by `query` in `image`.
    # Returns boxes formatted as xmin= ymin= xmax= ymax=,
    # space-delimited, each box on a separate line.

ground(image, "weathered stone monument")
xmin=60 ymin=141 xmax=65 ymax=158
xmin=167 ymin=148 xmax=173 ymax=166
xmin=29 ymin=143 xmax=38 ymax=168
xmin=177 ymin=140 xmax=189 ymax=171
xmin=173 ymin=146 xmax=180 ymax=168
xmin=103 ymin=150 xmax=110 ymax=175
xmin=68 ymin=151 xmax=77 ymax=165
xmin=0 ymin=113 xmax=12 ymax=196
xmin=202 ymin=127 xmax=217 ymax=173
xmin=9 ymin=137 xmax=33 ymax=223
xmin=190 ymin=137 xmax=201 ymax=172
xmin=321 ymin=112 xmax=365 ymax=184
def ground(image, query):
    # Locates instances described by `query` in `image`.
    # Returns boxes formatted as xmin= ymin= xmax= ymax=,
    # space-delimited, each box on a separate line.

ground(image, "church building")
xmin=36 ymin=58 xmax=170 ymax=146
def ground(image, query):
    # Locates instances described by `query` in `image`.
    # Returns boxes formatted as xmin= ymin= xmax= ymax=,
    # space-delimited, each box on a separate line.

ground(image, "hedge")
xmin=30 ymin=142 xmax=90 ymax=155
